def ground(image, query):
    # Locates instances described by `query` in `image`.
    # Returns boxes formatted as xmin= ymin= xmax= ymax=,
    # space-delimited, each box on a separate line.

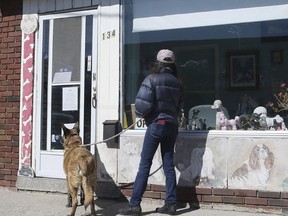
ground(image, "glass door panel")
xmin=50 ymin=16 xmax=82 ymax=150
xmin=83 ymin=15 xmax=93 ymax=145
xmin=51 ymin=85 xmax=80 ymax=150
xmin=52 ymin=17 xmax=81 ymax=83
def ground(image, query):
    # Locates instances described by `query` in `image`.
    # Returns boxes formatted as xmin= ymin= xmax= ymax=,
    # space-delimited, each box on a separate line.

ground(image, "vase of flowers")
xmin=269 ymin=83 xmax=288 ymax=127
xmin=269 ymin=83 xmax=288 ymax=112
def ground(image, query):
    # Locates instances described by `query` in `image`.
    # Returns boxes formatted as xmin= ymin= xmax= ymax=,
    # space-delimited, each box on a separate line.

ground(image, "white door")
xmin=35 ymin=10 xmax=98 ymax=178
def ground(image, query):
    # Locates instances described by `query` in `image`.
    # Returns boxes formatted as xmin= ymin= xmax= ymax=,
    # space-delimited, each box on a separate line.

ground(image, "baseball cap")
xmin=157 ymin=49 xmax=175 ymax=63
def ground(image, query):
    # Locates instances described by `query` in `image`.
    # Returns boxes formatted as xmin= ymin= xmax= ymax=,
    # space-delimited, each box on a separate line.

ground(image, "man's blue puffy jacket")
xmin=135 ymin=67 xmax=184 ymax=126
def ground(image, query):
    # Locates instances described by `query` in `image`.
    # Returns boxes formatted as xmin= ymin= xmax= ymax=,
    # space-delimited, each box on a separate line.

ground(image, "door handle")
xmin=92 ymin=87 xmax=97 ymax=108
xmin=92 ymin=92 xmax=97 ymax=108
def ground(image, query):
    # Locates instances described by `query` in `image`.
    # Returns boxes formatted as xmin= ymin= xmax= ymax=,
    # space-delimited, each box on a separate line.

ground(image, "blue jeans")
xmin=130 ymin=121 xmax=178 ymax=206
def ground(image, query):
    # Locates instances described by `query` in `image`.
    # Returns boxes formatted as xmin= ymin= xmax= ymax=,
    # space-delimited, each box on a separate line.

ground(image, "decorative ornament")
xmin=21 ymin=15 xmax=38 ymax=34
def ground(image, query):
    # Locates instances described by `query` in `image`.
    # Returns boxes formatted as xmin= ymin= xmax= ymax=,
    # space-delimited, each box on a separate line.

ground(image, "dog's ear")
xmin=73 ymin=122 xmax=80 ymax=133
xmin=61 ymin=123 xmax=70 ymax=137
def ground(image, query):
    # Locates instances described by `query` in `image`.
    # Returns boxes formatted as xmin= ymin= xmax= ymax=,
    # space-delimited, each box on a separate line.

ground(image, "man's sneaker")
xmin=156 ymin=203 xmax=176 ymax=215
xmin=118 ymin=205 xmax=142 ymax=215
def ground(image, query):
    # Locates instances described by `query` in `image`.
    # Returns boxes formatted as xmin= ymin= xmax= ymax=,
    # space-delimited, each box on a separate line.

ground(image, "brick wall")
xmin=121 ymin=185 xmax=288 ymax=214
xmin=0 ymin=2 xmax=22 ymax=187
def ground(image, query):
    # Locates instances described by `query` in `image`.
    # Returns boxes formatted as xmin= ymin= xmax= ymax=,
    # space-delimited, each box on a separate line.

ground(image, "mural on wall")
xmin=226 ymin=138 xmax=285 ymax=191
xmin=227 ymin=144 xmax=275 ymax=188
xmin=176 ymin=147 xmax=215 ymax=186
xmin=174 ymin=135 xmax=227 ymax=188
xmin=119 ymin=136 xmax=219 ymax=187
xmin=19 ymin=32 xmax=35 ymax=177
xmin=119 ymin=132 xmax=288 ymax=192
xmin=118 ymin=136 xmax=164 ymax=184
xmin=118 ymin=134 xmax=227 ymax=188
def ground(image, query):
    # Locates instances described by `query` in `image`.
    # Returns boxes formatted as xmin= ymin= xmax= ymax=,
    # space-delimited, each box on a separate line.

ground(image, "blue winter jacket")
xmin=135 ymin=67 xmax=184 ymax=126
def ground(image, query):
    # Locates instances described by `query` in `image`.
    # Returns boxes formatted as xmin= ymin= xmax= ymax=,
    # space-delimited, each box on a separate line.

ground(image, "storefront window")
xmin=123 ymin=1 xmax=288 ymax=130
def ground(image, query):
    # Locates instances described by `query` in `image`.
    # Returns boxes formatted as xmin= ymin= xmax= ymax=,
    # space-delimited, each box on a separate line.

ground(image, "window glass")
xmin=84 ymin=15 xmax=93 ymax=145
xmin=50 ymin=17 xmax=82 ymax=149
xmin=41 ymin=20 xmax=49 ymax=150
xmin=123 ymin=1 xmax=288 ymax=130
xmin=52 ymin=17 xmax=81 ymax=82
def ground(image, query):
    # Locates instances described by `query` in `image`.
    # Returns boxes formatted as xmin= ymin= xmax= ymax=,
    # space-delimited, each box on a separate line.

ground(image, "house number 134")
xmin=102 ymin=30 xmax=116 ymax=40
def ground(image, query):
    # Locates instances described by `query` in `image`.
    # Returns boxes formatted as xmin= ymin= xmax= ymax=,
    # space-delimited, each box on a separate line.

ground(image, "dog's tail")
xmin=80 ymin=156 xmax=96 ymax=209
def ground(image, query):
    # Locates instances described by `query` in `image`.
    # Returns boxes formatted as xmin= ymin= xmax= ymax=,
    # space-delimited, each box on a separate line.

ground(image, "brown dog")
xmin=61 ymin=122 xmax=97 ymax=216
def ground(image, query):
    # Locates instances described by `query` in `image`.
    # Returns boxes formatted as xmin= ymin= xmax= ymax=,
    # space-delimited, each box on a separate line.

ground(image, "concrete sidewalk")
xmin=0 ymin=187 xmax=281 ymax=216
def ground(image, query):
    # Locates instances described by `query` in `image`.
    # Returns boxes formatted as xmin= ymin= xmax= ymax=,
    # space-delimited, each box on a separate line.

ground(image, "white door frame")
xmin=34 ymin=9 xmax=98 ymax=178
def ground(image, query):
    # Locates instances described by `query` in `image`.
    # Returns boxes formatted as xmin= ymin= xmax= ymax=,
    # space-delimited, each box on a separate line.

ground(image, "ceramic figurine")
xmin=211 ymin=99 xmax=237 ymax=130
xmin=211 ymin=100 xmax=225 ymax=130
xmin=253 ymin=106 xmax=287 ymax=130
xmin=219 ymin=113 xmax=237 ymax=130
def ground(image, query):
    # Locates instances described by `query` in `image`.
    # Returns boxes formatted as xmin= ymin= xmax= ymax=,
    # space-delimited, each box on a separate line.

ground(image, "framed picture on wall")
xmin=271 ymin=50 xmax=283 ymax=64
xmin=227 ymin=51 xmax=259 ymax=89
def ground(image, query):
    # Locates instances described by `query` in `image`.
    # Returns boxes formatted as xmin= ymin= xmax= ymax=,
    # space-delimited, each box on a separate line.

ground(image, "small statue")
xmin=236 ymin=113 xmax=262 ymax=130
xmin=212 ymin=99 xmax=237 ymax=130
xmin=266 ymin=115 xmax=286 ymax=130
xmin=191 ymin=120 xmax=197 ymax=130
xmin=253 ymin=106 xmax=267 ymax=117
xmin=219 ymin=113 xmax=237 ymax=130
xmin=179 ymin=109 xmax=187 ymax=129
xmin=199 ymin=118 xmax=207 ymax=130
xmin=211 ymin=100 xmax=225 ymax=130
xmin=253 ymin=106 xmax=287 ymax=130
xmin=190 ymin=109 xmax=200 ymax=130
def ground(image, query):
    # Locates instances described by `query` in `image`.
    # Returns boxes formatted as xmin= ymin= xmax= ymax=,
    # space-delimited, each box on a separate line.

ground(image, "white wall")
xmin=96 ymin=0 xmax=121 ymax=183
xmin=119 ymin=130 xmax=288 ymax=191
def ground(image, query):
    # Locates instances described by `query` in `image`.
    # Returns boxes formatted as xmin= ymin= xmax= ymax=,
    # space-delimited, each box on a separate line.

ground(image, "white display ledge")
xmin=122 ymin=129 xmax=288 ymax=138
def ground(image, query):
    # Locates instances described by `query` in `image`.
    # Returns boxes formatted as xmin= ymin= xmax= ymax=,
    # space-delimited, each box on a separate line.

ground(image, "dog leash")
xmin=80 ymin=117 xmax=165 ymax=189
xmin=118 ymin=164 xmax=163 ymax=189
xmin=81 ymin=118 xmax=143 ymax=147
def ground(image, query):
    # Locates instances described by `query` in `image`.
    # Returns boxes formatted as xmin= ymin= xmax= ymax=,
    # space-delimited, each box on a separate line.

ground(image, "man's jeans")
xmin=130 ymin=121 xmax=178 ymax=206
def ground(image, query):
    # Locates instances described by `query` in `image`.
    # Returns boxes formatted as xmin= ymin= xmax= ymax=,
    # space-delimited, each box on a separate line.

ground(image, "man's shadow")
xmin=174 ymin=135 xmax=211 ymax=214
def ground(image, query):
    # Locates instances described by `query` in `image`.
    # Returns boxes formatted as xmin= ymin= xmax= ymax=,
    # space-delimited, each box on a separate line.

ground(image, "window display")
xmin=123 ymin=1 xmax=288 ymax=130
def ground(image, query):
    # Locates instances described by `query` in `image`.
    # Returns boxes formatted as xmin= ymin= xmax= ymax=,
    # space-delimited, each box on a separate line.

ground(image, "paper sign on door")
xmin=62 ymin=87 xmax=78 ymax=111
